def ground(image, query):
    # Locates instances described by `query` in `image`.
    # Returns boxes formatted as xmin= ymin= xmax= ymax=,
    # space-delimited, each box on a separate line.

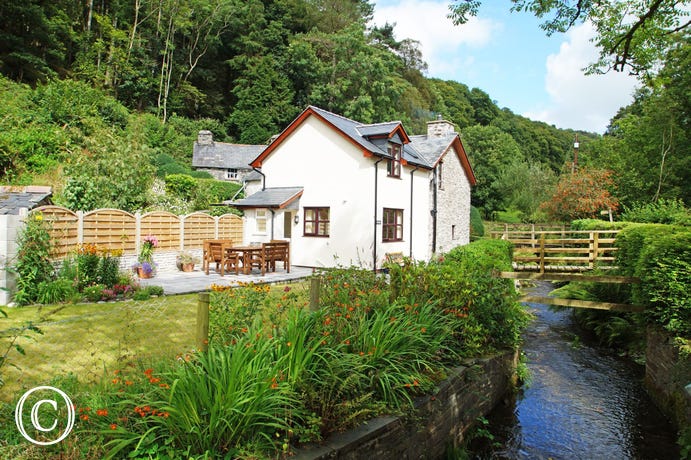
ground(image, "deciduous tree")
xmin=541 ymin=167 xmax=619 ymax=221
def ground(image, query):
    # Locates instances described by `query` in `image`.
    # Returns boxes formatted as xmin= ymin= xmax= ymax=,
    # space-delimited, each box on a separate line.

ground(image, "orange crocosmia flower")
xmin=110 ymin=424 xmax=117 ymax=430
xmin=149 ymin=377 xmax=161 ymax=384
xmin=80 ymin=414 xmax=89 ymax=421
xmin=125 ymin=380 xmax=133 ymax=386
xmin=96 ymin=409 xmax=108 ymax=416
xmin=159 ymin=383 xmax=170 ymax=389
xmin=143 ymin=368 xmax=154 ymax=376
xmin=112 ymin=378 xmax=120 ymax=385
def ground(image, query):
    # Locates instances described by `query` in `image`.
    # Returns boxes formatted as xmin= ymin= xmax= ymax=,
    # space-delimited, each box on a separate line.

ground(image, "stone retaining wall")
xmin=645 ymin=326 xmax=691 ymax=431
xmin=294 ymin=350 xmax=518 ymax=459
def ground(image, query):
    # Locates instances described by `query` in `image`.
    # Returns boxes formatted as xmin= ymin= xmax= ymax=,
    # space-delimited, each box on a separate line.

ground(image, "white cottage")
xmin=230 ymin=106 xmax=476 ymax=269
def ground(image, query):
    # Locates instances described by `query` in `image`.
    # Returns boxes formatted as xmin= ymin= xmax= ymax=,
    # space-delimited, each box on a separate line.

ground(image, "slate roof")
xmin=409 ymin=134 xmax=455 ymax=166
xmin=192 ymin=142 xmax=266 ymax=169
xmin=230 ymin=187 xmax=303 ymax=209
xmin=0 ymin=186 xmax=52 ymax=215
xmin=300 ymin=106 xmax=432 ymax=168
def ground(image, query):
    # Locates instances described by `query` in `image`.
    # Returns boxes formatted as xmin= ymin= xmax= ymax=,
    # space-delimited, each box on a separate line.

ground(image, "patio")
xmin=138 ymin=265 xmax=313 ymax=295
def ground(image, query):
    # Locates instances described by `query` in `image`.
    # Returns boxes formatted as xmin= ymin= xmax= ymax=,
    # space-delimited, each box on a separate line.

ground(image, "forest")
xmin=0 ymin=0 xmax=688 ymax=220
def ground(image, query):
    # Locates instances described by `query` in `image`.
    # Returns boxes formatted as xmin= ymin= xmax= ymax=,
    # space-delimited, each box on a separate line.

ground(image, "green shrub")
xmin=13 ymin=212 xmax=55 ymax=305
xmin=193 ymin=178 xmax=242 ymax=209
xmin=36 ymin=279 xmax=80 ymax=304
xmin=570 ymin=219 xmax=631 ymax=231
xmin=614 ymin=224 xmax=691 ymax=338
xmin=470 ymin=206 xmax=484 ymax=239
xmin=621 ymin=198 xmax=690 ymax=225
xmin=83 ymin=284 xmax=106 ymax=302
xmin=164 ymin=173 xmax=197 ymax=200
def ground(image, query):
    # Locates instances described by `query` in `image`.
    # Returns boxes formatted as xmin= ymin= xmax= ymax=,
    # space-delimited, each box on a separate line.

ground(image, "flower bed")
xmin=4 ymin=240 xmax=529 ymax=458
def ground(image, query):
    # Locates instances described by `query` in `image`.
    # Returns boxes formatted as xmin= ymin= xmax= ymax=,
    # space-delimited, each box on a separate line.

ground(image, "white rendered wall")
xmin=0 ymin=211 xmax=25 ymax=305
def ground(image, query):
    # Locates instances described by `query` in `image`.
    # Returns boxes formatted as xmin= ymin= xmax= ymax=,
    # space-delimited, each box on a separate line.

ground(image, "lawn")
xmin=0 ymin=294 xmax=199 ymax=402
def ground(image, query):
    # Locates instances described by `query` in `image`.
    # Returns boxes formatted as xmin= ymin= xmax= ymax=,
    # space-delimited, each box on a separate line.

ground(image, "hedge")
xmin=615 ymin=224 xmax=691 ymax=338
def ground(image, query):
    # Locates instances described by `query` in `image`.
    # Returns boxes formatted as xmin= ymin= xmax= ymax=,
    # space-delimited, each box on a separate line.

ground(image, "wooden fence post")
xmin=197 ymin=292 xmax=210 ymax=352
xmin=589 ymin=231 xmax=599 ymax=269
xmin=309 ymin=277 xmax=321 ymax=311
xmin=539 ymin=233 xmax=546 ymax=274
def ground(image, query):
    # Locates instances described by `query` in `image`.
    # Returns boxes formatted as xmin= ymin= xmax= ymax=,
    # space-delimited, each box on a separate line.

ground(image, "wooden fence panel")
xmin=83 ymin=209 xmax=136 ymax=254
xmin=141 ymin=211 xmax=181 ymax=251
xmin=218 ymin=214 xmax=243 ymax=244
xmin=183 ymin=212 xmax=217 ymax=249
xmin=29 ymin=206 xmax=244 ymax=257
xmin=33 ymin=206 xmax=79 ymax=258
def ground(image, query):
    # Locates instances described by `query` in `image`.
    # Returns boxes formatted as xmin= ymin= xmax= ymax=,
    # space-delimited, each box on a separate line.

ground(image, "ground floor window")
xmin=382 ymin=208 xmax=403 ymax=242
xmin=256 ymin=209 xmax=267 ymax=233
xmin=304 ymin=207 xmax=330 ymax=236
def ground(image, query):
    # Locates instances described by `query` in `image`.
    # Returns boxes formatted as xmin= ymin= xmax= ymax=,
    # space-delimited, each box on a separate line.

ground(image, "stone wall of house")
xmin=434 ymin=149 xmax=471 ymax=255
xmin=645 ymin=326 xmax=691 ymax=431
xmin=293 ymin=350 xmax=518 ymax=459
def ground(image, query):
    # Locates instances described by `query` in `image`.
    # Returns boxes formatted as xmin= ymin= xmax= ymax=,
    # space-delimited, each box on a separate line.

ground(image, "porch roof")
xmin=229 ymin=186 xmax=303 ymax=209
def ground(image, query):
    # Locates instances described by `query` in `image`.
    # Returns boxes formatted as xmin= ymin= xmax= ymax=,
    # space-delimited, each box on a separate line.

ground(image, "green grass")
xmin=0 ymin=295 xmax=198 ymax=401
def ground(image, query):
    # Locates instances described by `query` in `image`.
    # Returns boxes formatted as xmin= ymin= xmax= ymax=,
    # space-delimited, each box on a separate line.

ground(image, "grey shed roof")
xmin=308 ymin=106 xmax=432 ymax=169
xmin=0 ymin=186 xmax=52 ymax=215
xmin=230 ymin=187 xmax=304 ymax=209
xmin=193 ymin=142 xmax=266 ymax=169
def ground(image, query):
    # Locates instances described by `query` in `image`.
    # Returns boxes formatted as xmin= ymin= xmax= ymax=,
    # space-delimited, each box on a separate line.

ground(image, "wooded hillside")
xmin=0 ymin=0 xmax=687 ymax=219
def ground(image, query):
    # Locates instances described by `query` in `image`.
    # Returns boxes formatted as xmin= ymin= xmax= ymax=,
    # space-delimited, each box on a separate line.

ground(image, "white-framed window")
xmin=226 ymin=168 xmax=238 ymax=180
xmin=256 ymin=209 xmax=267 ymax=233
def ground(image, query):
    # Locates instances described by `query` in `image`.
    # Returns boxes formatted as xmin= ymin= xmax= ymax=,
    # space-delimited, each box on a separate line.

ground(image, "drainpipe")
xmin=252 ymin=167 xmax=266 ymax=191
xmin=373 ymin=158 xmax=383 ymax=272
xmin=431 ymin=169 xmax=438 ymax=255
xmin=270 ymin=209 xmax=275 ymax=240
xmin=409 ymin=166 xmax=419 ymax=258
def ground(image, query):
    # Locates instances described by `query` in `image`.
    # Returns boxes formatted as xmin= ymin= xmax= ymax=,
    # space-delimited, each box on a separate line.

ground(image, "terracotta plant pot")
xmin=137 ymin=267 xmax=153 ymax=279
xmin=181 ymin=263 xmax=195 ymax=272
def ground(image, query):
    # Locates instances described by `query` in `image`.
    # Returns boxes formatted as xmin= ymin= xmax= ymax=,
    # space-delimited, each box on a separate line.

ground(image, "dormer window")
xmin=387 ymin=143 xmax=401 ymax=178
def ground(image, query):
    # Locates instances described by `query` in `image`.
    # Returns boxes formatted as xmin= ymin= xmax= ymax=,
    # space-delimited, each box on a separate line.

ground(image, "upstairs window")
xmin=225 ymin=168 xmax=238 ymax=180
xmin=382 ymin=208 xmax=403 ymax=242
xmin=387 ymin=143 xmax=401 ymax=178
xmin=304 ymin=207 xmax=330 ymax=237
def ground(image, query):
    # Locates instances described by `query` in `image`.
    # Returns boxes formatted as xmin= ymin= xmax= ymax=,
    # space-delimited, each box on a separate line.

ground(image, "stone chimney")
xmin=197 ymin=130 xmax=213 ymax=145
xmin=427 ymin=114 xmax=456 ymax=138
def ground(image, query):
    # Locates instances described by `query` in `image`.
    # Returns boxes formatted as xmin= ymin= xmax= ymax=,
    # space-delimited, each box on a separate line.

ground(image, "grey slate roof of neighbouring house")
xmin=192 ymin=138 xmax=266 ymax=170
xmin=229 ymin=187 xmax=304 ymax=209
xmin=0 ymin=186 xmax=52 ymax=215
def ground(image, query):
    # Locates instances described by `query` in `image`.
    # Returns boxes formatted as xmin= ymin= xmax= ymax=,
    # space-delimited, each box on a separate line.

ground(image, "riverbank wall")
xmin=645 ymin=326 xmax=691 ymax=432
xmin=293 ymin=350 xmax=518 ymax=459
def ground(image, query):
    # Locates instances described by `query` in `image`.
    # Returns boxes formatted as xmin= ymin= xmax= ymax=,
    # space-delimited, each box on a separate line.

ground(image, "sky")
xmin=371 ymin=0 xmax=640 ymax=133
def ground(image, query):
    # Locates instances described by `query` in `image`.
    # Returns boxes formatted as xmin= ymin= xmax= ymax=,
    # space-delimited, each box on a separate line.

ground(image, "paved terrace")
xmin=137 ymin=265 xmax=314 ymax=295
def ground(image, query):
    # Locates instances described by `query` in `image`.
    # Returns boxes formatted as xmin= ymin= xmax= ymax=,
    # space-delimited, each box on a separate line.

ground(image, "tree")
xmin=461 ymin=125 xmax=525 ymax=216
xmin=541 ymin=167 xmax=619 ymax=222
xmin=449 ymin=0 xmax=691 ymax=76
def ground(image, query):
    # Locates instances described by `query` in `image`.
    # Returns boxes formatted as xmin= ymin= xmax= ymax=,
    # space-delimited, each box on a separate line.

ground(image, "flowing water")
xmin=470 ymin=282 xmax=680 ymax=460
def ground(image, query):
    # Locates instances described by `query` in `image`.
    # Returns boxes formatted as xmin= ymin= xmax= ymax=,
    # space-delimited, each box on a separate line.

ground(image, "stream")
xmin=470 ymin=282 xmax=681 ymax=459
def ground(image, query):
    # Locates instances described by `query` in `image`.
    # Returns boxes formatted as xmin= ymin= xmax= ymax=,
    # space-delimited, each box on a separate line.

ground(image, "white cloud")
xmin=524 ymin=23 xmax=639 ymax=133
xmin=371 ymin=0 xmax=500 ymax=76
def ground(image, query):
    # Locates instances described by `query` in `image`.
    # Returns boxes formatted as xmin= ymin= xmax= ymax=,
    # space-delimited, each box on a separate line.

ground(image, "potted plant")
xmin=134 ymin=261 xmax=156 ymax=279
xmin=176 ymin=251 xmax=200 ymax=272
xmin=134 ymin=235 xmax=158 ymax=278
